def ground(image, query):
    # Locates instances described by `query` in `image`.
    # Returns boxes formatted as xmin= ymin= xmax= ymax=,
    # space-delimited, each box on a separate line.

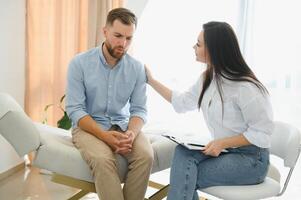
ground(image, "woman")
xmin=145 ymin=21 xmax=274 ymax=200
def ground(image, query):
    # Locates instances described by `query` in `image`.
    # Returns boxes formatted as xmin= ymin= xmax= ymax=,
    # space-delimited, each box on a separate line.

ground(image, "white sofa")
xmin=0 ymin=93 xmax=176 ymax=200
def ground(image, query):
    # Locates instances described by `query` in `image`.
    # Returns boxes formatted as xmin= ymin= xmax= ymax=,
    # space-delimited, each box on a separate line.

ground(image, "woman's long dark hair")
xmin=198 ymin=21 xmax=268 ymax=109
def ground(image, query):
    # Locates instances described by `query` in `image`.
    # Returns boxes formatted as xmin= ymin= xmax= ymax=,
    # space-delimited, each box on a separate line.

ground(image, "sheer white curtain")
xmin=243 ymin=0 xmax=301 ymax=128
xmin=134 ymin=0 xmax=301 ymax=132
xmin=133 ymin=0 xmax=241 ymax=133
xmin=25 ymin=0 xmax=125 ymax=126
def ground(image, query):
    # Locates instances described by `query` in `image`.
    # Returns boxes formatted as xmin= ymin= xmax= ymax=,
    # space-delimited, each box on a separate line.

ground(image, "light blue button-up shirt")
xmin=66 ymin=46 xmax=147 ymax=131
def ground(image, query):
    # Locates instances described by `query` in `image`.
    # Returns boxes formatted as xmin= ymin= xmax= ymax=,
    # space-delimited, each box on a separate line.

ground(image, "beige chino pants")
xmin=72 ymin=126 xmax=154 ymax=200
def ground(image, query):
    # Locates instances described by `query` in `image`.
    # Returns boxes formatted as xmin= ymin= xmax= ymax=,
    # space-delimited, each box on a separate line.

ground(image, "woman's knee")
xmin=174 ymin=145 xmax=191 ymax=159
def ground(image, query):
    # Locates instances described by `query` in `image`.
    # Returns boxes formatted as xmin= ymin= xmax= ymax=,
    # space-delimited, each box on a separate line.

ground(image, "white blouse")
xmin=171 ymin=75 xmax=274 ymax=148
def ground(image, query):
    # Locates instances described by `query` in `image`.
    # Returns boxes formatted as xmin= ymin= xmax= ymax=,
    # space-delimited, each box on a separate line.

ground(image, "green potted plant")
xmin=43 ymin=95 xmax=72 ymax=130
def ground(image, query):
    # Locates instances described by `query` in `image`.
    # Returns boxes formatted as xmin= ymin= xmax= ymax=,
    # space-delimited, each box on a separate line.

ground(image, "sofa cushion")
xmin=33 ymin=123 xmax=176 ymax=182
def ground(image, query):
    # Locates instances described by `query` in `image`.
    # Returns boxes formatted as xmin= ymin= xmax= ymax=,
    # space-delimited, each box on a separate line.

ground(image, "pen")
xmin=187 ymin=143 xmax=204 ymax=147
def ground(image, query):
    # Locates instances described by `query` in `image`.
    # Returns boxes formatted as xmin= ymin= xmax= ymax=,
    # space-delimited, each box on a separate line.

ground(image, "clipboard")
xmin=162 ymin=134 xmax=206 ymax=150
xmin=162 ymin=134 xmax=228 ymax=152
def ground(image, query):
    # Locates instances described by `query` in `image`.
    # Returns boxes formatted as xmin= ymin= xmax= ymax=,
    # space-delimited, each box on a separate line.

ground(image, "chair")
xmin=0 ymin=93 xmax=175 ymax=200
xmin=199 ymin=121 xmax=301 ymax=200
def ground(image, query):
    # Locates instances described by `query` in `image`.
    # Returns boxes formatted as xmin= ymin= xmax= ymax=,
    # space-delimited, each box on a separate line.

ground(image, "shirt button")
xmin=109 ymin=85 xmax=112 ymax=88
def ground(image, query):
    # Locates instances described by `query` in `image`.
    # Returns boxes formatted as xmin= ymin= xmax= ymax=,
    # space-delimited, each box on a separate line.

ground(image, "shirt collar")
xmin=98 ymin=43 xmax=125 ymax=68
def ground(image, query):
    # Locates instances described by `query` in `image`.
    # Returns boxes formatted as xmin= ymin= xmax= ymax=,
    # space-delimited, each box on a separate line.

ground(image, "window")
xmin=133 ymin=0 xmax=301 ymax=131
xmin=244 ymin=0 xmax=301 ymax=127
xmin=133 ymin=0 xmax=241 ymax=132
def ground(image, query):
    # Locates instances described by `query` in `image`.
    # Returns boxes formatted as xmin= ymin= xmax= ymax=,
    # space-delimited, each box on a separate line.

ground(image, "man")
xmin=66 ymin=8 xmax=153 ymax=200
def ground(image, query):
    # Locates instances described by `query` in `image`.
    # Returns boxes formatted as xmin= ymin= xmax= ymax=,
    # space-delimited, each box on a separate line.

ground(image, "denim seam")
xmin=183 ymin=159 xmax=193 ymax=200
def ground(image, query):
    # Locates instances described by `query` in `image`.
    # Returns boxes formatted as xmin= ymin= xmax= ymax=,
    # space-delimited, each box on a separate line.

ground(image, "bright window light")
xmin=133 ymin=0 xmax=241 ymax=133
xmin=133 ymin=0 xmax=301 ymax=131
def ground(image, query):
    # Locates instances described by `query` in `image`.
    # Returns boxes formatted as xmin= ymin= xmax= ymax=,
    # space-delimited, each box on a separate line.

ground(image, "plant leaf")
xmin=44 ymin=103 xmax=54 ymax=112
xmin=57 ymin=111 xmax=72 ymax=130
xmin=59 ymin=94 xmax=65 ymax=104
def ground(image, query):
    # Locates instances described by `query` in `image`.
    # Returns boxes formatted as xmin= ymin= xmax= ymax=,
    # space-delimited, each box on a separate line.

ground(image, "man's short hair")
xmin=106 ymin=8 xmax=137 ymax=27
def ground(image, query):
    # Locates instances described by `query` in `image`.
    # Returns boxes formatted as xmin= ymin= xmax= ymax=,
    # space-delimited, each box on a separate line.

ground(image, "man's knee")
xmin=135 ymin=145 xmax=154 ymax=167
xmin=144 ymin=146 xmax=154 ymax=165
xmin=91 ymin=156 xmax=117 ymax=175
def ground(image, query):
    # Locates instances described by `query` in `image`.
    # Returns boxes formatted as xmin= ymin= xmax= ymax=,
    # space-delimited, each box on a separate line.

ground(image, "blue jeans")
xmin=167 ymin=145 xmax=269 ymax=200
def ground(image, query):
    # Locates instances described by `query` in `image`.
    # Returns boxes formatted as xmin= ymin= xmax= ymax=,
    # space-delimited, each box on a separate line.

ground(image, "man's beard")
xmin=104 ymin=41 xmax=126 ymax=59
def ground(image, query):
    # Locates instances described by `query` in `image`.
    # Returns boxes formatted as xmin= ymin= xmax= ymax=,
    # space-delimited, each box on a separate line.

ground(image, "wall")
xmin=0 ymin=0 xmax=26 ymax=173
xmin=126 ymin=0 xmax=148 ymax=18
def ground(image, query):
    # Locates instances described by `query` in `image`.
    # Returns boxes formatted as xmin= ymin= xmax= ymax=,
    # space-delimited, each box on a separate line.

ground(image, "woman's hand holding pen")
xmin=203 ymin=134 xmax=251 ymax=156
xmin=203 ymin=139 xmax=225 ymax=157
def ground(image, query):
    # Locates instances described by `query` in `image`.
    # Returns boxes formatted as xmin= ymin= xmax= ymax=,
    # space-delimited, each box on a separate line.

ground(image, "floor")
xmin=0 ymin=156 xmax=300 ymax=200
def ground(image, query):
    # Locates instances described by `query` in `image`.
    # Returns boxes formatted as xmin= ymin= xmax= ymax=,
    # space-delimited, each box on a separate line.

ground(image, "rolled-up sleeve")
xmin=65 ymin=57 xmax=88 ymax=127
xmin=171 ymin=76 xmax=202 ymax=113
xmin=129 ymin=64 xmax=147 ymax=123
xmin=239 ymin=87 xmax=274 ymax=148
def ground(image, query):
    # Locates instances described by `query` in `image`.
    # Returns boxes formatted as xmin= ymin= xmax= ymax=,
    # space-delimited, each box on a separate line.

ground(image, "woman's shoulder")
xmin=238 ymin=80 xmax=265 ymax=95
xmin=236 ymin=81 xmax=270 ymax=108
xmin=220 ymin=78 xmax=268 ymax=103
xmin=221 ymin=77 xmax=262 ymax=92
